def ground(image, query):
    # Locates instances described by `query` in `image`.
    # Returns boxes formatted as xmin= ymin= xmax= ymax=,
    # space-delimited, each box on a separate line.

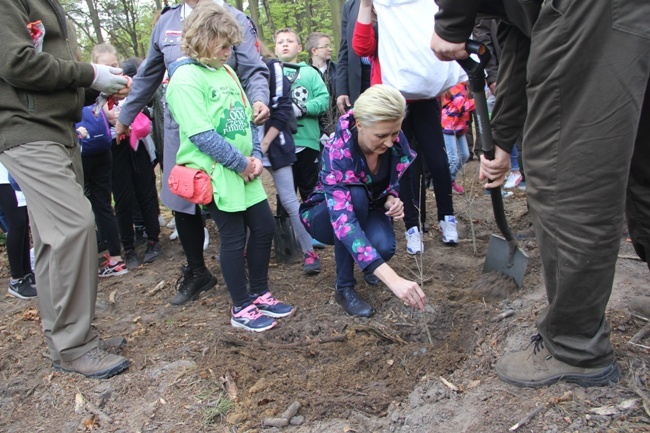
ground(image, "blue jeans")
xmin=304 ymin=186 xmax=395 ymax=288
xmin=443 ymin=133 xmax=470 ymax=181
xmin=510 ymin=145 xmax=520 ymax=172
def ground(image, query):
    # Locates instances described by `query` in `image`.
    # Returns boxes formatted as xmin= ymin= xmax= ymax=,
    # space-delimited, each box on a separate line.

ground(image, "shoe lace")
xmin=529 ymin=334 xmax=545 ymax=355
xmin=175 ymin=266 xmax=192 ymax=293
xmin=304 ymin=251 xmax=318 ymax=264
xmin=85 ymin=347 xmax=109 ymax=361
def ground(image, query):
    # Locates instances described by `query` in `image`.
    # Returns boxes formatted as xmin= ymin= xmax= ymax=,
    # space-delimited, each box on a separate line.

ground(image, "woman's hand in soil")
xmin=384 ymin=195 xmax=404 ymax=220
xmin=480 ymin=145 xmax=511 ymax=188
xmin=374 ymin=263 xmax=427 ymax=311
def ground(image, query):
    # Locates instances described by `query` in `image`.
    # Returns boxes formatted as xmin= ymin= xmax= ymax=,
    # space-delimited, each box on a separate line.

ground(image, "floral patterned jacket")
xmin=300 ymin=111 xmax=416 ymax=271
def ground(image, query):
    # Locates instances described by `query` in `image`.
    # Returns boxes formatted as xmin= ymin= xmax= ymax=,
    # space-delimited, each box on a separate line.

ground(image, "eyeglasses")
xmin=315 ymin=45 xmax=332 ymax=50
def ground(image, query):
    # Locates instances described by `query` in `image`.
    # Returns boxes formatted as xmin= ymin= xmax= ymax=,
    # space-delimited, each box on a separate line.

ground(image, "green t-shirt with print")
xmin=166 ymin=63 xmax=266 ymax=212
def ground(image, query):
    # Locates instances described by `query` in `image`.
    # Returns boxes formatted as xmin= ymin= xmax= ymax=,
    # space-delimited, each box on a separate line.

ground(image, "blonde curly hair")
xmin=181 ymin=2 xmax=242 ymax=64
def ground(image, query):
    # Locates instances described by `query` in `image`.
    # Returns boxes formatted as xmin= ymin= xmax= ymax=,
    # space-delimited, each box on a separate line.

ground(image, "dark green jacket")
xmin=0 ymin=0 xmax=96 ymax=152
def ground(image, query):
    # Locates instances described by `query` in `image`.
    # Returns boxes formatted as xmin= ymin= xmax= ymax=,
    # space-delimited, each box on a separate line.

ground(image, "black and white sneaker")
xmin=8 ymin=277 xmax=37 ymax=300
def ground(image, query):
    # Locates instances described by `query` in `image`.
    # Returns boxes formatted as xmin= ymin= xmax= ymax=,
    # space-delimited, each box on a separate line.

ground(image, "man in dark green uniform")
xmin=431 ymin=0 xmax=650 ymax=387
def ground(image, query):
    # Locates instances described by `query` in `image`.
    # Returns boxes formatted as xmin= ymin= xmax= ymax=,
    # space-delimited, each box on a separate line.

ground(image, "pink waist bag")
xmin=168 ymin=164 xmax=214 ymax=205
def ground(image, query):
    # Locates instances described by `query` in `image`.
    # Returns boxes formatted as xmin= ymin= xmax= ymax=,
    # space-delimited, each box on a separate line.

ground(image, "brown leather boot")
xmin=55 ymin=347 xmax=129 ymax=379
xmin=496 ymin=335 xmax=619 ymax=388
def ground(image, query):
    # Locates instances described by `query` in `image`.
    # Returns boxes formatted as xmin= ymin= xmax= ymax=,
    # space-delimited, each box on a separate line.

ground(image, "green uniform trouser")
xmin=524 ymin=0 xmax=650 ymax=367
xmin=0 ymin=142 xmax=99 ymax=362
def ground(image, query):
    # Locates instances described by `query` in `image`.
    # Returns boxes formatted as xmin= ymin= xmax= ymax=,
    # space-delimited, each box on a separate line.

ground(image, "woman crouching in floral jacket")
xmin=300 ymin=85 xmax=427 ymax=317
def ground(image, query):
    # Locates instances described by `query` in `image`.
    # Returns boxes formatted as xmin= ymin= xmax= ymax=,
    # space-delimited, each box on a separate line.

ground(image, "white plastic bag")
xmin=373 ymin=0 xmax=467 ymax=99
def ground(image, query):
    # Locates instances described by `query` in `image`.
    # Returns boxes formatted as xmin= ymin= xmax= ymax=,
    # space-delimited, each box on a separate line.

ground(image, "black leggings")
xmin=401 ymin=99 xmax=454 ymax=225
xmin=175 ymin=207 xmax=206 ymax=272
xmin=0 ymin=184 xmax=31 ymax=279
xmin=111 ymin=140 xmax=160 ymax=250
xmin=205 ymin=199 xmax=275 ymax=307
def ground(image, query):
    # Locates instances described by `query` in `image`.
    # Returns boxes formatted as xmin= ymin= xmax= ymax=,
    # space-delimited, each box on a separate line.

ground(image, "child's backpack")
xmin=76 ymin=106 xmax=113 ymax=156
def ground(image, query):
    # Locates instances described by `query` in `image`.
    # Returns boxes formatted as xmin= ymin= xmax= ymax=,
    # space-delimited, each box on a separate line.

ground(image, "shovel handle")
xmin=456 ymin=41 xmax=494 ymax=160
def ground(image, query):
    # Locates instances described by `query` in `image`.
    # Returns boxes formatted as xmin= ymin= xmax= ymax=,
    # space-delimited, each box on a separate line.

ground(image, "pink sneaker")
xmin=231 ymin=304 xmax=277 ymax=332
xmin=452 ymin=181 xmax=465 ymax=194
xmin=303 ymin=250 xmax=321 ymax=275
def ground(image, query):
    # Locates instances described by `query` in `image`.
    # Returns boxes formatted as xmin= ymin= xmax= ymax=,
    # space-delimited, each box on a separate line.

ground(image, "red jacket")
xmin=352 ymin=22 xmax=382 ymax=86
xmin=441 ymin=82 xmax=475 ymax=134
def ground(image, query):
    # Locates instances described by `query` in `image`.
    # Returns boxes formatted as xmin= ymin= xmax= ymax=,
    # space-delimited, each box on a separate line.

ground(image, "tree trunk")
xmin=261 ymin=0 xmax=275 ymax=35
xmin=234 ymin=0 xmax=244 ymax=12
xmin=85 ymin=0 xmax=104 ymax=44
xmin=248 ymin=0 xmax=264 ymax=41
xmin=329 ymin=0 xmax=345 ymax=51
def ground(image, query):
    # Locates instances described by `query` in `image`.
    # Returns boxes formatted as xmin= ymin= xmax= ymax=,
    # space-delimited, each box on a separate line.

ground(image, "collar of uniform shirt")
xmin=181 ymin=0 xmax=226 ymax=20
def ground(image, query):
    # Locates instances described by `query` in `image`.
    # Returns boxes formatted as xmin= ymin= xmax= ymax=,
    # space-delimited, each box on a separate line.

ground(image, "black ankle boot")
xmin=335 ymin=286 xmax=374 ymax=317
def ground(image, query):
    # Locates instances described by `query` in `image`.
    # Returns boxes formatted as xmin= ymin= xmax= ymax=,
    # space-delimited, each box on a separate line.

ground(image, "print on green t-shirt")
xmin=218 ymin=101 xmax=249 ymax=140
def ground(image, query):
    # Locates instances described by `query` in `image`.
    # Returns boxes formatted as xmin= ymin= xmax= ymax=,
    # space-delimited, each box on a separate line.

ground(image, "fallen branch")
xmin=619 ymin=254 xmax=642 ymax=262
xmin=490 ymin=309 xmax=515 ymax=323
xmin=509 ymin=405 xmax=546 ymax=431
xmin=148 ymin=280 xmax=166 ymax=296
xmin=85 ymin=400 xmax=113 ymax=424
xmin=509 ymin=391 xmax=572 ymax=431
xmin=350 ymin=324 xmax=406 ymax=345
xmin=628 ymin=323 xmax=650 ymax=353
xmin=439 ymin=376 xmax=459 ymax=392
xmin=267 ymin=334 xmax=347 ymax=349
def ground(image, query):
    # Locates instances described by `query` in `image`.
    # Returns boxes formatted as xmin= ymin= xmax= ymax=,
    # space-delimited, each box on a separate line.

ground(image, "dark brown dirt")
xmin=1 ymin=160 xmax=649 ymax=432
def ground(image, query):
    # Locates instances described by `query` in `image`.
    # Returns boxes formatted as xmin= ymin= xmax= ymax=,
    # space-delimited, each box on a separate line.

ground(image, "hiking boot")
xmin=629 ymin=296 xmax=650 ymax=321
xmin=124 ymin=249 xmax=140 ymax=269
xmin=55 ymin=347 xmax=129 ymax=379
xmin=8 ymin=277 xmax=37 ymax=300
xmin=405 ymin=226 xmax=423 ymax=255
xmin=335 ymin=286 xmax=374 ymax=317
xmin=45 ymin=336 xmax=127 ymax=361
xmin=496 ymin=334 xmax=620 ymax=388
xmin=303 ymin=251 xmax=321 ymax=275
xmin=231 ymin=304 xmax=277 ymax=332
xmin=251 ymin=292 xmax=295 ymax=318
xmin=439 ymin=215 xmax=459 ymax=245
xmin=451 ymin=181 xmax=465 ymax=194
xmin=171 ymin=266 xmax=217 ymax=306
xmin=363 ymin=272 xmax=381 ymax=286
xmin=143 ymin=241 xmax=161 ymax=263
xmin=99 ymin=260 xmax=128 ymax=278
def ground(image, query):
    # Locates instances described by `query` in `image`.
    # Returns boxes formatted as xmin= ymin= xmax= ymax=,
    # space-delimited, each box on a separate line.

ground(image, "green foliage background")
xmin=62 ymin=0 xmax=346 ymax=63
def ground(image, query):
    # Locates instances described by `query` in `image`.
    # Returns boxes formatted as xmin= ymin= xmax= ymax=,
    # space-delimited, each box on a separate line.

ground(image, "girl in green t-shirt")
xmin=166 ymin=3 xmax=294 ymax=332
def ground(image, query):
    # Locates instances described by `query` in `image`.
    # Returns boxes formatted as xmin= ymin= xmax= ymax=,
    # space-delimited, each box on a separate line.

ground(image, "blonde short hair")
xmin=91 ymin=43 xmax=118 ymax=63
xmin=353 ymin=85 xmax=407 ymax=126
xmin=182 ymin=2 xmax=242 ymax=63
